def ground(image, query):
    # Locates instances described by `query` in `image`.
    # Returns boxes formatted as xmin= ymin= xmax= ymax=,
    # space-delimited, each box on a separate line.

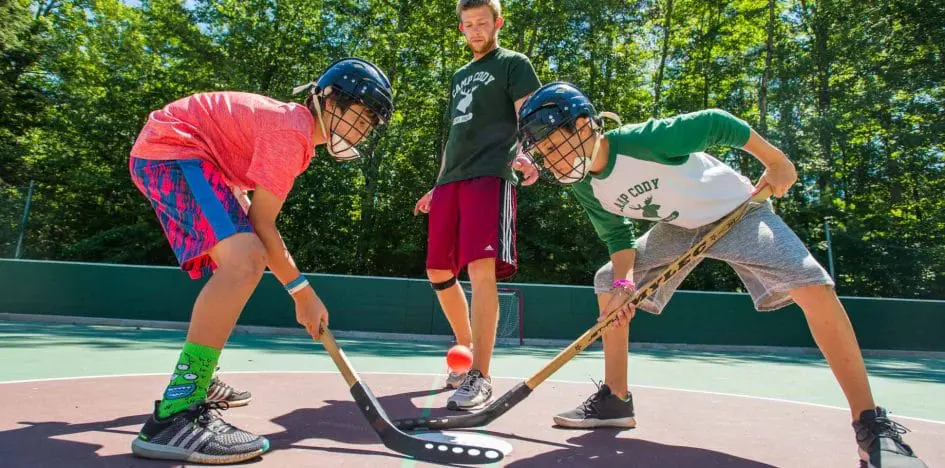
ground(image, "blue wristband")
xmin=285 ymin=276 xmax=309 ymax=295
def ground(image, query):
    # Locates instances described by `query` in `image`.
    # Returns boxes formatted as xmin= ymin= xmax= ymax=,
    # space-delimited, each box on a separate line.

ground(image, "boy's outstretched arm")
xmin=604 ymin=248 xmax=637 ymax=326
xmin=571 ymin=183 xmax=637 ymax=325
xmin=249 ymin=187 xmax=329 ymax=339
xmin=742 ymin=129 xmax=797 ymax=198
xmin=245 ymin=187 xmax=302 ymax=285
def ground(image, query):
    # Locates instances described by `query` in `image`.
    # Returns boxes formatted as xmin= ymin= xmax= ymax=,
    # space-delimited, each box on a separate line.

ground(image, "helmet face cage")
xmin=320 ymin=88 xmax=383 ymax=162
xmin=312 ymin=58 xmax=394 ymax=162
xmin=521 ymin=108 xmax=598 ymax=185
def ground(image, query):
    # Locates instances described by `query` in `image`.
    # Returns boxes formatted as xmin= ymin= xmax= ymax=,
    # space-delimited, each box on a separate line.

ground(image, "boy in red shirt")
xmin=128 ymin=58 xmax=393 ymax=464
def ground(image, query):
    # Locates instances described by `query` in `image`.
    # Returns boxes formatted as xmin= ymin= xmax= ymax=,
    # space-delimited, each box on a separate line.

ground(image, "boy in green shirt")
xmin=515 ymin=82 xmax=926 ymax=468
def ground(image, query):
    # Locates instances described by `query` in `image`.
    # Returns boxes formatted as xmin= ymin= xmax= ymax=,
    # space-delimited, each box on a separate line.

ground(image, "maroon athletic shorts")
xmin=425 ymin=176 xmax=517 ymax=280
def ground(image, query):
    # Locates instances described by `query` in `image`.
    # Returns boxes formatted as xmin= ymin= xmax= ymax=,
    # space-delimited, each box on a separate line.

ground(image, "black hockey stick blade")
xmin=394 ymin=382 xmax=533 ymax=431
xmin=349 ymin=381 xmax=505 ymax=464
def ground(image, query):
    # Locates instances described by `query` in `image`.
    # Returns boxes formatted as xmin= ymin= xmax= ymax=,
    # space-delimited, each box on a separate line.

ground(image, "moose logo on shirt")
xmin=452 ymin=71 xmax=496 ymax=126
xmin=613 ymin=178 xmax=679 ymax=222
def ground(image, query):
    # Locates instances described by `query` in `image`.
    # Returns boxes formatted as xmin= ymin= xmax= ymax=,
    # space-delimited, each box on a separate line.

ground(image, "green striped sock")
xmin=157 ymin=342 xmax=221 ymax=418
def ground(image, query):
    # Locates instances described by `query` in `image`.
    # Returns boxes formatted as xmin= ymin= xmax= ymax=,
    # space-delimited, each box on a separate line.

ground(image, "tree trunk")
xmin=837 ymin=138 xmax=849 ymax=201
xmin=35 ymin=0 xmax=61 ymax=20
xmin=748 ymin=0 xmax=777 ymax=175
xmin=809 ymin=0 xmax=832 ymax=192
xmin=653 ymin=0 xmax=674 ymax=117
xmin=603 ymin=28 xmax=615 ymax=103
xmin=878 ymin=105 xmax=901 ymax=204
xmin=758 ymin=0 xmax=775 ymax=137
xmin=355 ymin=1 xmax=410 ymax=273
xmin=587 ymin=7 xmax=598 ymax=96
xmin=700 ymin=3 xmax=721 ymax=109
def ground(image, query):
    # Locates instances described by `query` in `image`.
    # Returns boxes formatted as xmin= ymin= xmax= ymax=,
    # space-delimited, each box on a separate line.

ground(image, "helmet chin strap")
xmin=584 ymin=112 xmax=620 ymax=174
xmin=310 ymin=90 xmax=332 ymax=146
xmin=294 ymin=81 xmax=331 ymax=144
xmin=552 ymin=111 xmax=622 ymax=184
xmin=310 ymin=88 xmax=360 ymax=160
xmin=587 ymin=134 xmax=603 ymax=169
xmin=599 ymin=111 xmax=622 ymax=126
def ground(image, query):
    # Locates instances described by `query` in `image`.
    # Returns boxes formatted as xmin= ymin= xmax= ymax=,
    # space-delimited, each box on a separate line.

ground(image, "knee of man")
xmin=426 ymin=269 xmax=454 ymax=282
xmin=427 ymin=270 xmax=457 ymax=291
xmin=466 ymin=258 xmax=496 ymax=282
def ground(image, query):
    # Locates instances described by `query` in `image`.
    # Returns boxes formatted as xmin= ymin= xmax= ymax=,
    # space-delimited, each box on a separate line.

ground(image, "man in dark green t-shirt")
xmin=412 ymin=0 xmax=540 ymax=411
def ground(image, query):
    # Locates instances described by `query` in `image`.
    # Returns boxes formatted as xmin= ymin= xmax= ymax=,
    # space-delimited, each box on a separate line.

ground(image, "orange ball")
xmin=446 ymin=345 xmax=473 ymax=373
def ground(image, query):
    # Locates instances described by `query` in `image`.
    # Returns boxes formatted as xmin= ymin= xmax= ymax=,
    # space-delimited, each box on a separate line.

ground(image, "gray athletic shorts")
xmin=594 ymin=201 xmax=834 ymax=313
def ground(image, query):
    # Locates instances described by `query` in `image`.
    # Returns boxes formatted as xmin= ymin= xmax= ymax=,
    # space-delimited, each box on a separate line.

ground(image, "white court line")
xmin=1 ymin=370 xmax=942 ymax=426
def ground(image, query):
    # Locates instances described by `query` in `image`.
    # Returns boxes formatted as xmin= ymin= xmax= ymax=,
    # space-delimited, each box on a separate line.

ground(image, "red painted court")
xmin=2 ymin=372 xmax=943 ymax=467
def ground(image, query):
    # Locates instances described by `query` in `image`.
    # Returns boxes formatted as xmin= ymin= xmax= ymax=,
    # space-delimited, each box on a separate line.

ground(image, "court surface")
xmin=1 ymin=320 xmax=942 ymax=466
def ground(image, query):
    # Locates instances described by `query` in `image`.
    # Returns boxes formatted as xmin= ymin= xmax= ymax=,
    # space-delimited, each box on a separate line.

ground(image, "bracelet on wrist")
xmin=285 ymin=276 xmax=310 ymax=296
xmin=612 ymin=279 xmax=635 ymax=292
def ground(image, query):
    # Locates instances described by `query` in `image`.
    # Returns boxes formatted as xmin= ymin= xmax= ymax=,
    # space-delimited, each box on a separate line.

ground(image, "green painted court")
xmin=2 ymin=321 xmax=944 ymax=422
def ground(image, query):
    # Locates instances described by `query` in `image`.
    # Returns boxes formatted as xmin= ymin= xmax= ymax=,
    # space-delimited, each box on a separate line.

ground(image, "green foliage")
xmin=3 ymin=0 xmax=943 ymax=298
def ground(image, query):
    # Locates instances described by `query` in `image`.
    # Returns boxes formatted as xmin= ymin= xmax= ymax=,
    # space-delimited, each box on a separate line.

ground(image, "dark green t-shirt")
xmin=438 ymin=48 xmax=541 ymax=185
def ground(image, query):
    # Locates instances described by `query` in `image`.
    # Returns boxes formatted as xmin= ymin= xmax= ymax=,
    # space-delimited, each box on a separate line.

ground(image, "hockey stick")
xmin=394 ymin=188 xmax=773 ymax=431
xmin=319 ymin=327 xmax=505 ymax=464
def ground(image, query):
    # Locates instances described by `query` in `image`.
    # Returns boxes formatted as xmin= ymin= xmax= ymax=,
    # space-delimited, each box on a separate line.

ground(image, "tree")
xmin=3 ymin=0 xmax=943 ymax=298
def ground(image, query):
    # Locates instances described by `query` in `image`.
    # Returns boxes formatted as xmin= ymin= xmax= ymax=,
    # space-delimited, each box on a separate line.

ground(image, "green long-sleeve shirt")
xmin=571 ymin=109 xmax=753 ymax=254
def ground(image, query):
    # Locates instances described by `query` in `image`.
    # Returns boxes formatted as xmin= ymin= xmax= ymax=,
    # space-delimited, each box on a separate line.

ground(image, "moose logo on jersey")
xmin=452 ymin=71 xmax=496 ymax=126
xmin=613 ymin=178 xmax=679 ymax=222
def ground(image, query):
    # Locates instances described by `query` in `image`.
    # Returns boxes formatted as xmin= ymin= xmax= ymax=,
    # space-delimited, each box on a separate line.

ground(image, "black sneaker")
xmin=553 ymin=382 xmax=636 ymax=429
xmin=854 ymin=407 xmax=927 ymax=468
xmin=131 ymin=400 xmax=269 ymax=464
xmin=207 ymin=376 xmax=253 ymax=407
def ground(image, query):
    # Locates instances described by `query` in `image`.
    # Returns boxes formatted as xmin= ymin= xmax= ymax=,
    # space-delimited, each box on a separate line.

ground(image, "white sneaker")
xmin=446 ymin=370 xmax=492 ymax=410
xmin=445 ymin=371 xmax=466 ymax=389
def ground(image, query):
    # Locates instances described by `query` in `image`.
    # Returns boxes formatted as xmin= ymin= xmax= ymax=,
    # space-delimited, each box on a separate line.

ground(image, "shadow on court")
xmin=0 ymin=380 xmax=774 ymax=468
xmin=1 ymin=373 xmax=943 ymax=467
xmin=503 ymin=429 xmax=777 ymax=468
xmin=0 ymin=414 xmax=191 ymax=467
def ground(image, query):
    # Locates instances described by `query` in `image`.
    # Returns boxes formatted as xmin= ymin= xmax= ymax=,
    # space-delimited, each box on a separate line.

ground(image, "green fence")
xmin=1 ymin=259 xmax=943 ymax=351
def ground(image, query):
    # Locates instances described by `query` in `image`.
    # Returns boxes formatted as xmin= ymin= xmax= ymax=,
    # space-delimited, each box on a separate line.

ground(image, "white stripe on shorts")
xmin=499 ymin=181 xmax=514 ymax=264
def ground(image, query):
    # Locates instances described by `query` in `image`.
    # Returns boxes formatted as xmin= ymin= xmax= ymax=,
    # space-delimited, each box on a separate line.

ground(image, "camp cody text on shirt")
xmin=438 ymin=48 xmax=541 ymax=185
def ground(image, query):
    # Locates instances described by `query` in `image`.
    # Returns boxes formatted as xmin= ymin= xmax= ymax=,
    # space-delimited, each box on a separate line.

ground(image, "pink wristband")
xmin=612 ymin=279 xmax=635 ymax=290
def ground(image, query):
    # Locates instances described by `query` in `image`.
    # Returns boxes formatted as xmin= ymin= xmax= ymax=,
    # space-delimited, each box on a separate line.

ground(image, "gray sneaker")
xmin=207 ymin=376 xmax=252 ymax=407
xmin=553 ymin=382 xmax=636 ymax=429
xmin=446 ymin=370 xmax=492 ymax=410
xmin=131 ymin=401 xmax=268 ymax=464
xmin=445 ymin=371 xmax=466 ymax=389
xmin=854 ymin=407 xmax=927 ymax=468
